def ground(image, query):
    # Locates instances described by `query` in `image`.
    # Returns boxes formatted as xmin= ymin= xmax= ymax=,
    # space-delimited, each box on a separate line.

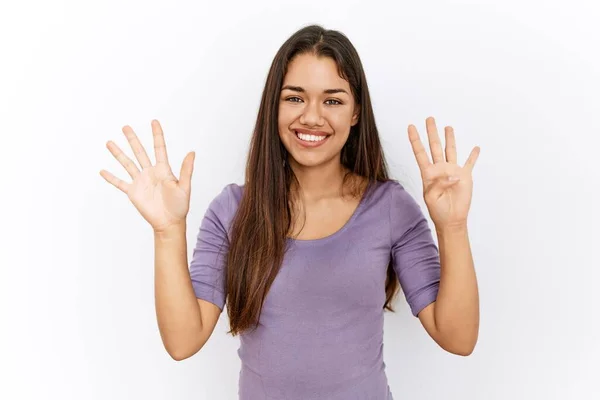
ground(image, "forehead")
xmin=283 ymin=53 xmax=350 ymax=91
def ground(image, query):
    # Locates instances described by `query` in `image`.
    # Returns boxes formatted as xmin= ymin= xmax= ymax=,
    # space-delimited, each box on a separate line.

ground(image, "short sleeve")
xmin=189 ymin=184 xmax=236 ymax=311
xmin=389 ymin=181 xmax=441 ymax=317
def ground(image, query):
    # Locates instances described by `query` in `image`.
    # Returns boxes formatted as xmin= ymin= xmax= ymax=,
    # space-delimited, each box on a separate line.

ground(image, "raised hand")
xmin=99 ymin=120 xmax=196 ymax=233
xmin=408 ymin=117 xmax=480 ymax=230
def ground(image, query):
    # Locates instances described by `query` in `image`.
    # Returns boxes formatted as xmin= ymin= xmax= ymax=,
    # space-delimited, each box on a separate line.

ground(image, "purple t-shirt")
xmin=189 ymin=179 xmax=441 ymax=400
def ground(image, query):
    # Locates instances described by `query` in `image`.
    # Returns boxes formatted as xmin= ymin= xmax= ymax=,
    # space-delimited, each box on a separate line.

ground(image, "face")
xmin=278 ymin=53 xmax=359 ymax=169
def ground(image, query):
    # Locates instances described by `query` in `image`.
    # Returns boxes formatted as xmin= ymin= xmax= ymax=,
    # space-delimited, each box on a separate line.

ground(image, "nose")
xmin=299 ymin=101 xmax=324 ymax=127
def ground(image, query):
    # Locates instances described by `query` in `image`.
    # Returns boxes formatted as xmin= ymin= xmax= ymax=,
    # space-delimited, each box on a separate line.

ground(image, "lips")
xmin=292 ymin=129 xmax=331 ymax=148
xmin=294 ymin=128 xmax=331 ymax=137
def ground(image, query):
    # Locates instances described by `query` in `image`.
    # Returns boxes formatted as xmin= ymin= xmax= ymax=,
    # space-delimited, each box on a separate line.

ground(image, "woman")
xmin=100 ymin=24 xmax=480 ymax=400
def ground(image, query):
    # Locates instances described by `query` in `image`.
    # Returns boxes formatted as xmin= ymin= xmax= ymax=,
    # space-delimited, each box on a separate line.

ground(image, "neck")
xmin=288 ymin=156 xmax=348 ymax=202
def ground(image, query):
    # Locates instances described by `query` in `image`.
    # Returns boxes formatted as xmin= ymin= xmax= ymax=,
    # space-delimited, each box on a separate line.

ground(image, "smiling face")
xmin=278 ymin=53 xmax=359 ymax=169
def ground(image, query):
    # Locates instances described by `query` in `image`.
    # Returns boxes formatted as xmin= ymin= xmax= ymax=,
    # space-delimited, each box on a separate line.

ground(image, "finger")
xmin=426 ymin=116 xmax=444 ymax=164
xmin=444 ymin=126 xmax=457 ymax=164
xmin=464 ymin=146 xmax=480 ymax=172
xmin=178 ymin=151 xmax=195 ymax=194
xmin=151 ymin=119 xmax=169 ymax=165
xmin=106 ymin=140 xmax=140 ymax=179
xmin=99 ymin=169 xmax=130 ymax=194
xmin=408 ymin=124 xmax=432 ymax=171
xmin=122 ymin=125 xmax=152 ymax=168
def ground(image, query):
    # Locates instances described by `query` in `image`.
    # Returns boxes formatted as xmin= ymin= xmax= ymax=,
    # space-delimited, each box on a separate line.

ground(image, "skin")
xmin=278 ymin=53 xmax=360 ymax=203
xmin=408 ymin=118 xmax=481 ymax=356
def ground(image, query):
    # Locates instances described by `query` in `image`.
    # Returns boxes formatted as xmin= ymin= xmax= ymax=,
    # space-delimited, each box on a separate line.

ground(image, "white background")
xmin=1 ymin=0 xmax=599 ymax=399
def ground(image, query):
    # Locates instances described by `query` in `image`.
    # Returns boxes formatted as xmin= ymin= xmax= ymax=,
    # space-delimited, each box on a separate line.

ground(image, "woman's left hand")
xmin=408 ymin=117 xmax=480 ymax=230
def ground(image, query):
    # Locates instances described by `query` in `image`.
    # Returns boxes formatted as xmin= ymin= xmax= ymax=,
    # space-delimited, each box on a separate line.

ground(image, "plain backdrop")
xmin=1 ymin=0 xmax=599 ymax=399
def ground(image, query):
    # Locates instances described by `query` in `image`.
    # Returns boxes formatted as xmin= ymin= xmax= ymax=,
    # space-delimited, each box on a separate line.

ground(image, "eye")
xmin=285 ymin=96 xmax=303 ymax=103
xmin=325 ymin=99 xmax=342 ymax=105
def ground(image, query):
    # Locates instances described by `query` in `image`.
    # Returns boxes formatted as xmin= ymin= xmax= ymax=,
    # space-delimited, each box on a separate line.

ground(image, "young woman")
xmin=100 ymin=25 xmax=480 ymax=400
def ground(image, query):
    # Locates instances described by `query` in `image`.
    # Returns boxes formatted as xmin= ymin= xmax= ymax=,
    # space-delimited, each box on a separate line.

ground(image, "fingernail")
xmin=448 ymin=176 xmax=460 ymax=181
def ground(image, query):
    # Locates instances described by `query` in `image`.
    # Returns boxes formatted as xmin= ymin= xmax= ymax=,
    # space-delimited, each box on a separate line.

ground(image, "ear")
xmin=351 ymin=104 xmax=360 ymax=126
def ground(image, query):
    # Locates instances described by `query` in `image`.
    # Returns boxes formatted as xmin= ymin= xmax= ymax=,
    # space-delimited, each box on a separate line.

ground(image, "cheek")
xmin=278 ymin=105 xmax=295 ymax=129
xmin=277 ymin=107 xmax=286 ymax=137
xmin=328 ymin=109 xmax=355 ymax=130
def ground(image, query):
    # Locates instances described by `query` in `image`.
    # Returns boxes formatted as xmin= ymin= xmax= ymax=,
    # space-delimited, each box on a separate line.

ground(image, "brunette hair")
xmin=225 ymin=24 xmax=399 ymax=336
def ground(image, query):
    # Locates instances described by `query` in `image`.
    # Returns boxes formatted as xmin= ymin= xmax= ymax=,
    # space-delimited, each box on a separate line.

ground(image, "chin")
xmin=293 ymin=159 xmax=323 ymax=168
xmin=288 ymin=153 xmax=339 ymax=169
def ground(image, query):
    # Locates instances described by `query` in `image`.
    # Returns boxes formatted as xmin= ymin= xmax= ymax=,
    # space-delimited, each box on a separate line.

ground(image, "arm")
xmin=404 ymin=116 xmax=481 ymax=356
xmin=99 ymin=119 xmax=220 ymax=361
xmin=418 ymin=224 xmax=479 ymax=356
xmin=154 ymin=223 xmax=206 ymax=361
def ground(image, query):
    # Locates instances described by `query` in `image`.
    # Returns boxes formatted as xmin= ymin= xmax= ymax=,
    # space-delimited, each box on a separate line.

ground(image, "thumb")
xmin=179 ymin=151 xmax=195 ymax=194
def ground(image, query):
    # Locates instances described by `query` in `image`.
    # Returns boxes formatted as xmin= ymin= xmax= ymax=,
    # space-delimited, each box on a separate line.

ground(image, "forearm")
xmin=154 ymin=223 xmax=203 ymax=359
xmin=433 ymin=224 xmax=479 ymax=354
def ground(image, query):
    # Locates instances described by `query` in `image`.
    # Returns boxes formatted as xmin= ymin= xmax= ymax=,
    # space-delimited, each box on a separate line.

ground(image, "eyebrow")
xmin=281 ymin=85 xmax=348 ymax=95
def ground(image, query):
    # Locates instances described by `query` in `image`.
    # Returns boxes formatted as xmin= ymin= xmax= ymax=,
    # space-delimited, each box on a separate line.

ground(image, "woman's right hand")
xmin=100 ymin=120 xmax=196 ymax=233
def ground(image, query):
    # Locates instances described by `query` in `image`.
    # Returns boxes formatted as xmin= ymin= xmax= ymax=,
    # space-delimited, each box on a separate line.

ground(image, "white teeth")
xmin=296 ymin=131 xmax=328 ymax=142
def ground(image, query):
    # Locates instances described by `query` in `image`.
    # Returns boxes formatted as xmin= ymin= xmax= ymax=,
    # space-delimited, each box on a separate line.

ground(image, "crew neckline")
xmin=286 ymin=180 xmax=378 ymax=245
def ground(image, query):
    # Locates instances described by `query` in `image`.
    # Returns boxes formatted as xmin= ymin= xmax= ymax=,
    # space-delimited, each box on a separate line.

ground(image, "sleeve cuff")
xmin=192 ymin=281 xmax=225 ymax=311
xmin=409 ymin=284 xmax=439 ymax=317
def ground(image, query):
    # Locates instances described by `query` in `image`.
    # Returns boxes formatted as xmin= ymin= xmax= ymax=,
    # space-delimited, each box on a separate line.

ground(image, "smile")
xmin=293 ymin=130 xmax=331 ymax=148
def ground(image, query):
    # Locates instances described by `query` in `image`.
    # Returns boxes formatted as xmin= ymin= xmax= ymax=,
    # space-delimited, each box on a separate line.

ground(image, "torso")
xmin=190 ymin=179 xmax=439 ymax=399
xmin=239 ymin=178 xmax=398 ymax=399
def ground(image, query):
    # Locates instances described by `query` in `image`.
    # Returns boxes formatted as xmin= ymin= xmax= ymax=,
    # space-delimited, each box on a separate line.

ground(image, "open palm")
xmin=408 ymin=117 xmax=480 ymax=229
xmin=99 ymin=120 xmax=196 ymax=232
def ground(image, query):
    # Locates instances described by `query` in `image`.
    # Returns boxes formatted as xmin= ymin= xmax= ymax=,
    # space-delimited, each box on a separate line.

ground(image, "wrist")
xmin=435 ymin=222 xmax=468 ymax=236
xmin=154 ymin=221 xmax=187 ymax=239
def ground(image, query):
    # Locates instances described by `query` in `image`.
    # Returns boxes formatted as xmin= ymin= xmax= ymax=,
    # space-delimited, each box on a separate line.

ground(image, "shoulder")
xmin=383 ymin=179 xmax=419 ymax=206
xmin=205 ymin=182 xmax=245 ymax=222
xmin=365 ymin=179 xmax=415 ymax=207
xmin=212 ymin=182 xmax=244 ymax=207
xmin=379 ymin=179 xmax=426 ymax=224
xmin=199 ymin=183 xmax=245 ymax=240
xmin=378 ymin=178 xmax=408 ymax=196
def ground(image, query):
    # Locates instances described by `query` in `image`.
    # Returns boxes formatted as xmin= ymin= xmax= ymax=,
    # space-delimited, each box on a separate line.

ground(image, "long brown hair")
xmin=225 ymin=24 xmax=400 ymax=336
